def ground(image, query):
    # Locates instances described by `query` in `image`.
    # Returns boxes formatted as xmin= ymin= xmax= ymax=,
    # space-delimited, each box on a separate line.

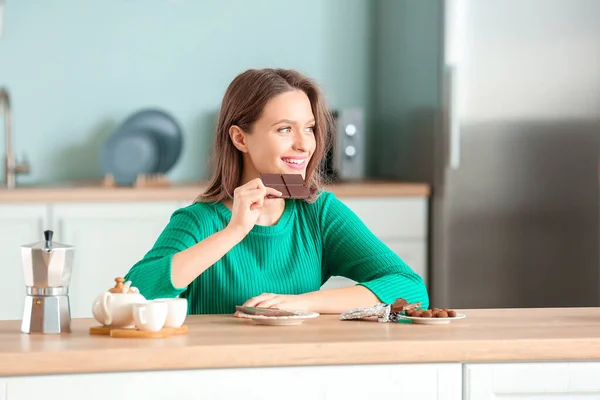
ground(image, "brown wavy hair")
xmin=196 ymin=68 xmax=333 ymax=204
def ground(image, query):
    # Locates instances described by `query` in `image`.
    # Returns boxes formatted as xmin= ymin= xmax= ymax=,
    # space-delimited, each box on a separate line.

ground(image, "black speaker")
xmin=322 ymin=108 xmax=366 ymax=181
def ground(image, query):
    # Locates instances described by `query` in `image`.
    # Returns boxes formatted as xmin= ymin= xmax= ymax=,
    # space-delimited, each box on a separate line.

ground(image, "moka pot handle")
xmin=100 ymin=292 xmax=112 ymax=326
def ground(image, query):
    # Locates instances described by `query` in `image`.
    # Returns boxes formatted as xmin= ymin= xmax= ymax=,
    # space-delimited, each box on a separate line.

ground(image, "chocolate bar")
xmin=339 ymin=298 xmax=423 ymax=323
xmin=260 ymin=173 xmax=310 ymax=199
xmin=235 ymin=306 xmax=303 ymax=317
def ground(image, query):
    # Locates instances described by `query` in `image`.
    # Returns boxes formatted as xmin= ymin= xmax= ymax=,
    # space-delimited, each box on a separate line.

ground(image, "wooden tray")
xmin=89 ymin=325 xmax=188 ymax=338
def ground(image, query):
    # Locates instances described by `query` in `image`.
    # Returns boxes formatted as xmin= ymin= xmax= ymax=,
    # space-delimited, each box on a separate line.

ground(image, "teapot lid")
xmin=21 ymin=230 xmax=74 ymax=251
xmin=108 ymin=277 xmax=137 ymax=294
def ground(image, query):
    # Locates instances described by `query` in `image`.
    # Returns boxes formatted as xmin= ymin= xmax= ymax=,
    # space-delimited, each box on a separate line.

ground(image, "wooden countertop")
xmin=2 ymin=308 xmax=600 ymax=376
xmin=0 ymin=181 xmax=429 ymax=203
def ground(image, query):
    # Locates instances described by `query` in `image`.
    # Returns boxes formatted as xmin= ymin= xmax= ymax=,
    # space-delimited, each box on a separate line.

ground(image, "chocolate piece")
xmin=391 ymin=298 xmax=409 ymax=313
xmin=260 ymin=173 xmax=310 ymax=199
xmin=287 ymin=185 xmax=310 ymax=198
xmin=260 ymin=173 xmax=285 ymax=185
xmin=339 ymin=298 xmax=422 ymax=323
xmin=282 ymin=174 xmax=305 ymax=185
xmin=235 ymin=306 xmax=301 ymax=317
xmin=268 ymin=184 xmax=290 ymax=198
xmin=280 ymin=186 xmax=292 ymax=198
xmin=411 ymin=308 xmax=457 ymax=318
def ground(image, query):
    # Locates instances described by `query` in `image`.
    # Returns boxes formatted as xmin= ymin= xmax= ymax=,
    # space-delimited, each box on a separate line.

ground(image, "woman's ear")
xmin=229 ymin=125 xmax=248 ymax=153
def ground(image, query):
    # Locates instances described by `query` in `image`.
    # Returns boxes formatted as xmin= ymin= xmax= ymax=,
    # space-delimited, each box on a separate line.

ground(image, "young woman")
xmin=124 ymin=68 xmax=429 ymax=315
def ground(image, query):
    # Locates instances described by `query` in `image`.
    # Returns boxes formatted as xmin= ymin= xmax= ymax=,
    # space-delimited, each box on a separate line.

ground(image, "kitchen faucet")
xmin=0 ymin=87 xmax=30 ymax=189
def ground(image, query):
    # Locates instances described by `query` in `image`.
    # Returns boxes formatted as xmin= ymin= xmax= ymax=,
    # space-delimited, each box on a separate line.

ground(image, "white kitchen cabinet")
xmin=50 ymin=202 xmax=181 ymax=318
xmin=321 ymin=275 xmax=355 ymax=289
xmin=0 ymin=204 xmax=49 ymax=321
xmin=386 ymin=239 xmax=427 ymax=281
xmin=341 ymin=196 xmax=427 ymax=239
xmin=322 ymin=363 xmax=461 ymax=399
xmin=3 ymin=363 xmax=461 ymax=400
xmin=0 ymin=195 xmax=428 ymax=319
xmin=464 ymin=362 xmax=600 ymax=399
xmin=321 ymin=239 xmax=427 ymax=290
xmin=321 ymin=196 xmax=428 ymax=290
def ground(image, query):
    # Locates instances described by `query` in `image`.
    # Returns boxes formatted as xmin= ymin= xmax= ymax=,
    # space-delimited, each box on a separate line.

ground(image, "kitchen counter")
xmin=0 ymin=180 xmax=430 ymax=203
xmin=2 ymin=308 xmax=600 ymax=377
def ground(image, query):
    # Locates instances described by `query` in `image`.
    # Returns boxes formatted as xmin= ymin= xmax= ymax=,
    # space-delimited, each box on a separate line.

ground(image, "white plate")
xmin=236 ymin=312 xmax=320 ymax=326
xmin=397 ymin=313 xmax=467 ymax=325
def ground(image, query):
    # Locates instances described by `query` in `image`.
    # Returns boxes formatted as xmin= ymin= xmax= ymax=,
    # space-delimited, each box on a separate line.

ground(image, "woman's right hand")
xmin=227 ymin=178 xmax=283 ymax=237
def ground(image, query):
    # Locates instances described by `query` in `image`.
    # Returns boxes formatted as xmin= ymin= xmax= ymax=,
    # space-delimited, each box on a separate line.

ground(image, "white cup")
xmin=132 ymin=301 xmax=168 ymax=332
xmin=154 ymin=298 xmax=188 ymax=328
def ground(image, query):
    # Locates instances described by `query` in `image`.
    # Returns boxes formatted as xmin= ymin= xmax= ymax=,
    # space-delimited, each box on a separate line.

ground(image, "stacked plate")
xmin=101 ymin=109 xmax=183 ymax=186
xmin=235 ymin=306 xmax=320 ymax=326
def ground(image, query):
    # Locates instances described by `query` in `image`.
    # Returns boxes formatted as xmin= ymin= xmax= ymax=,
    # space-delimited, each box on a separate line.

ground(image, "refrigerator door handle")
xmin=444 ymin=0 xmax=465 ymax=170
xmin=446 ymin=65 xmax=461 ymax=170
xmin=443 ymin=65 xmax=461 ymax=170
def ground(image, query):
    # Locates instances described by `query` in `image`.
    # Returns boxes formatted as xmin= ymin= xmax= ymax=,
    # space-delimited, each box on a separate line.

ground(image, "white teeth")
xmin=282 ymin=158 xmax=305 ymax=165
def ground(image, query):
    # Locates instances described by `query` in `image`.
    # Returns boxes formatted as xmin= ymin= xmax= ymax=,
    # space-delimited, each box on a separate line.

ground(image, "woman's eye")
xmin=278 ymin=127 xmax=292 ymax=134
xmin=306 ymin=126 xmax=315 ymax=133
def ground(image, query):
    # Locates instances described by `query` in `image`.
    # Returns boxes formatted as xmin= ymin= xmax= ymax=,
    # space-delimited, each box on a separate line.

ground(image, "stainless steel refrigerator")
xmin=373 ymin=0 xmax=600 ymax=308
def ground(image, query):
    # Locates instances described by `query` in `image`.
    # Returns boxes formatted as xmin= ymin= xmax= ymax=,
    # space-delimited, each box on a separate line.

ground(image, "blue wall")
xmin=372 ymin=0 xmax=441 ymax=180
xmin=0 ymin=0 xmax=374 ymax=184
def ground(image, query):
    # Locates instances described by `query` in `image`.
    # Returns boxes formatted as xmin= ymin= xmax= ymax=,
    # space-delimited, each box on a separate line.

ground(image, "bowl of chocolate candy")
xmin=399 ymin=308 xmax=466 ymax=325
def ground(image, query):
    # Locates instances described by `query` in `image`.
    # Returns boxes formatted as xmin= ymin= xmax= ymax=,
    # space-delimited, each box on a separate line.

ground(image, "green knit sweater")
xmin=124 ymin=191 xmax=429 ymax=314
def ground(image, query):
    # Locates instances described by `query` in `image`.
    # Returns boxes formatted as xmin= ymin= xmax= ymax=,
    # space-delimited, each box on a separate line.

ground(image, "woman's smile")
xmin=281 ymin=156 xmax=308 ymax=171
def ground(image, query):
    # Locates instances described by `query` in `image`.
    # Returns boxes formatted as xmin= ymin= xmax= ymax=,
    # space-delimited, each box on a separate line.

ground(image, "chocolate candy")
xmin=391 ymin=298 xmax=409 ymax=313
xmin=260 ymin=173 xmax=310 ymax=199
xmin=406 ymin=307 xmax=458 ymax=318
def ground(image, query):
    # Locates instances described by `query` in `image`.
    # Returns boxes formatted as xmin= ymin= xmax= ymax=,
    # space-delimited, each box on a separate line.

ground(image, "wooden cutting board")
xmin=89 ymin=325 xmax=188 ymax=338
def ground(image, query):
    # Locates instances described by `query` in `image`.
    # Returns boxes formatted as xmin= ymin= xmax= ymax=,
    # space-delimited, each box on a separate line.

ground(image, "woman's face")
xmin=233 ymin=90 xmax=317 ymax=180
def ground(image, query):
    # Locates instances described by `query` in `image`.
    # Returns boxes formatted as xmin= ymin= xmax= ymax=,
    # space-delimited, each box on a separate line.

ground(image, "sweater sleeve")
xmin=319 ymin=192 xmax=429 ymax=308
xmin=124 ymin=206 xmax=203 ymax=300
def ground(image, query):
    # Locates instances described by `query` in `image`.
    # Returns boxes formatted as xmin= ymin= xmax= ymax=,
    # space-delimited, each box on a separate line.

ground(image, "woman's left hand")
xmin=234 ymin=293 xmax=312 ymax=317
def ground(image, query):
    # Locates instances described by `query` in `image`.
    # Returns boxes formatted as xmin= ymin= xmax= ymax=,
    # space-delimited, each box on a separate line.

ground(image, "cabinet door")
xmin=464 ymin=362 xmax=600 ymax=399
xmin=386 ymin=240 xmax=427 ymax=283
xmin=5 ymin=363 xmax=462 ymax=400
xmin=340 ymin=196 xmax=428 ymax=239
xmin=321 ymin=240 xmax=427 ymax=290
xmin=338 ymin=196 xmax=429 ymax=287
xmin=323 ymin=363 xmax=461 ymax=400
xmin=51 ymin=202 xmax=181 ymax=318
xmin=0 ymin=204 xmax=49 ymax=320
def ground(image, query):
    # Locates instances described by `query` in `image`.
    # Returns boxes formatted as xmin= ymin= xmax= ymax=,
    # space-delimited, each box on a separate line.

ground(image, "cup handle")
xmin=101 ymin=292 xmax=112 ymax=326
xmin=134 ymin=305 xmax=147 ymax=325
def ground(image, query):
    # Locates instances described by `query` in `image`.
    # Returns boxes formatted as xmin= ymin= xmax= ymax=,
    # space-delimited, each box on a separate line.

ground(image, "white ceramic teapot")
xmin=92 ymin=277 xmax=146 ymax=328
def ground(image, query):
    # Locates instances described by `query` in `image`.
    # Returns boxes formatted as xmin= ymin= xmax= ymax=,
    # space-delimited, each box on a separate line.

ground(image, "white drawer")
xmin=3 ymin=364 xmax=462 ymax=400
xmin=464 ymin=362 xmax=600 ymax=399
xmin=340 ymin=197 xmax=427 ymax=239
